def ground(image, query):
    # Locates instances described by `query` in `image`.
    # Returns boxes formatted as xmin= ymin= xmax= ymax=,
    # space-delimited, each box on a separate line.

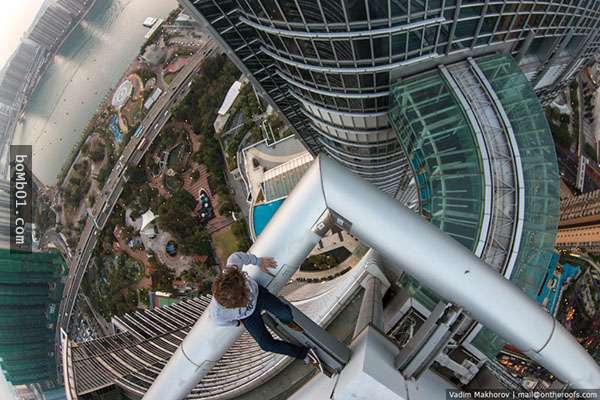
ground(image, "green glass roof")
xmin=389 ymin=71 xmax=485 ymax=251
xmin=389 ymin=54 xmax=560 ymax=360
xmin=471 ymin=54 xmax=560 ymax=358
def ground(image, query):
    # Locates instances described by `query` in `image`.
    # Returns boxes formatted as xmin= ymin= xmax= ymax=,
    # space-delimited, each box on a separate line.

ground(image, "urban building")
xmin=0 ymin=40 xmax=46 ymax=177
xmin=0 ymin=179 xmax=10 ymax=248
xmin=0 ymin=249 xmax=67 ymax=385
xmin=178 ymin=0 xmax=575 ymax=361
xmin=0 ymin=40 xmax=45 ymax=109
xmin=554 ymin=189 xmax=600 ymax=253
xmin=63 ymin=1 xmax=600 ymax=397
xmin=388 ymin=52 xmax=560 ymax=359
xmin=27 ymin=5 xmax=74 ymax=51
xmin=559 ymin=188 xmax=600 ymax=227
xmin=0 ymin=0 xmax=95 ymax=176
xmin=556 ymin=225 xmax=600 ymax=254
xmin=0 ymin=106 xmax=16 ymax=168
xmin=57 ymin=0 xmax=95 ymax=17
xmin=179 ymin=0 xmax=600 ymax=195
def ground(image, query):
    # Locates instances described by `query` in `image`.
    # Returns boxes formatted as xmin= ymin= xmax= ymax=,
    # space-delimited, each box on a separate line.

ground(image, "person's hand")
xmin=259 ymin=256 xmax=277 ymax=273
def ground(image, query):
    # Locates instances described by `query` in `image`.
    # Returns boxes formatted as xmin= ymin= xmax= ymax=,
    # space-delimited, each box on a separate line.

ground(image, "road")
xmin=55 ymin=44 xmax=216 ymax=360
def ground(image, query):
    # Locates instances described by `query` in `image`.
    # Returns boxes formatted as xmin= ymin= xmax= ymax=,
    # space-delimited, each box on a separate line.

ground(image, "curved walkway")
xmin=293 ymin=254 xmax=360 ymax=281
xmin=246 ymin=146 xmax=304 ymax=164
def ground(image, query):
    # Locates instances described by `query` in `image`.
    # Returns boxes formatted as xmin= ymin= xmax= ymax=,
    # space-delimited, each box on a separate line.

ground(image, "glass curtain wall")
xmin=389 ymin=54 xmax=559 ymax=359
xmin=471 ymin=54 xmax=560 ymax=358
xmin=389 ymin=71 xmax=485 ymax=250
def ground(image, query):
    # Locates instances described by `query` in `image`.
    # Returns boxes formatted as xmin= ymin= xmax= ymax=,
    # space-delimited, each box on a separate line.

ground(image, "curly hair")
xmin=212 ymin=268 xmax=250 ymax=308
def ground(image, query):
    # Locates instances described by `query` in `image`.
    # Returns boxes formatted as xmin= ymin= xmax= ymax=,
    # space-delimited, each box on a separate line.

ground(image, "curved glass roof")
xmin=389 ymin=54 xmax=560 ymax=359
xmin=389 ymin=71 xmax=485 ymax=251
xmin=471 ymin=54 xmax=560 ymax=357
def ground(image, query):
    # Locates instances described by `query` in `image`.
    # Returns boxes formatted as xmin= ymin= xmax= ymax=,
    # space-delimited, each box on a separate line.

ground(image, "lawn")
xmin=164 ymin=73 xmax=175 ymax=85
xmin=212 ymin=225 xmax=239 ymax=266
xmin=122 ymin=98 xmax=144 ymax=129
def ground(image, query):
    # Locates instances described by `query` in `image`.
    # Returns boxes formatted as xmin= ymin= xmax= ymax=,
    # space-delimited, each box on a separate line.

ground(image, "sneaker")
xmin=304 ymin=348 xmax=324 ymax=373
xmin=287 ymin=321 xmax=304 ymax=332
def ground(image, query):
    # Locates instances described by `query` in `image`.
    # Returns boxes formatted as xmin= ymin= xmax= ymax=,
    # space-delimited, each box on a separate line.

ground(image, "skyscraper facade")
xmin=388 ymin=53 xmax=560 ymax=358
xmin=179 ymin=0 xmax=600 ymax=194
xmin=555 ymin=189 xmax=600 ymax=254
xmin=0 ymin=249 xmax=66 ymax=385
xmin=558 ymin=188 xmax=600 ymax=227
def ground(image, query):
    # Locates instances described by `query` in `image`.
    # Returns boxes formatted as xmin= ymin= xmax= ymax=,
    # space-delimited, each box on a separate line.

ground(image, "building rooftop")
xmin=262 ymin=152 xmax=313 ymax=202
xmin=139 ymin=210 xmax=157 ymax=231
xmin=217 ymin=80 xmax=242 ymax=116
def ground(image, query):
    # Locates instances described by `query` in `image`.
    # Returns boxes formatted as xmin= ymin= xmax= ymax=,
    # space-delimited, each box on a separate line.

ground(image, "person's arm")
xmin=226 ymin=252 xmax=260 ymax=268
xmin=226 ymin=252 xmax=278 ymax=273
xmin=209 ymin=302 xmax=241 ymax=327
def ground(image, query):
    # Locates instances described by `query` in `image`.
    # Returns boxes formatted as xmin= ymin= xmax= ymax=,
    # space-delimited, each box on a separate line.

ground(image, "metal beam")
xmin=142 ymin=161 xmax=327 ymax=400
xmin=144 ymin=156 xmax=600 ymax=399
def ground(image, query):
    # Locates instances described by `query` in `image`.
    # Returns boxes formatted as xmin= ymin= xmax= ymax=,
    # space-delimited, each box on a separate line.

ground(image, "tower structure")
xmin=555 ymin=189 xmax=600 ymax=254
xmin=176 ymin=0 xmax=589 ymax=361
xmin=179 ymin=0 xmax=600 ymax=195
xmin=63 ymin=1 xmax=600 ymax=397
xmin=0 ymin=249 xmax=66 ymax=385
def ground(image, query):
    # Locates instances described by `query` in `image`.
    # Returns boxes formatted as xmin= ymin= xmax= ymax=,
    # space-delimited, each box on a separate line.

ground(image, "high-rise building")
xmin=28 ymin=5 xmax=73 ymax=51
xmin=558 ymin=188 xmax=600 ymax=227
xmin=0 ymin=180 xmax=10 ymax=248
xmin=177 ymin=0 xmax=592 ymax=360
xmin=555 ymin=189 xmax=600 ymax=253
xmin=0 ymin=249 xmax=67 ymax=385
xmin=0 ymin=40 xmax=45 ymax=109
xmin=57 ymin=0 xmax=94 ymax=17
xmin=62 ymin=1 xmax=600 ymax=397
xmin=388 ymin=52 xmax=560 ymax=359
xmin=179 ymin=0 xmax=600 ymax=195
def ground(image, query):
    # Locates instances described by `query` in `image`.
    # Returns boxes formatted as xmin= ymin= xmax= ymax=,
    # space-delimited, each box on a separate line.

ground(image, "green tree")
xmin=156 ymin=189 xmax=215 ymax=256
xmin=152 ymin=262 xmax=175 ymax=293
xmin=126 ymin=164 xmax=148 ymax=185
xmin=584 ymin=142 xmax=597 ymax=161
xmin=89 ymin=142 xmax=105 ymax=162
xmin=231 ymin=221 xmax=251 ymax=251
xmin=181 ymin=228 xmax=212 ymax=256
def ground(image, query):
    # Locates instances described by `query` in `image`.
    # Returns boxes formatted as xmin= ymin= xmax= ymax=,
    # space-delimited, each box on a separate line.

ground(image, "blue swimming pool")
xmin=253 ymin=198 xmax=285 ymax=237
xmin=109 ymin=115 xmax=123 ymax=143
xmin=536 ymin=253 xmax=580 ymax=315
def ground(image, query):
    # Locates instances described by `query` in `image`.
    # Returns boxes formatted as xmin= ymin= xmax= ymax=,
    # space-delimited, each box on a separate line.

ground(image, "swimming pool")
xmin=252 ymin=198 xmax=285 ymax=237
xmin=536 ymin=254 xmax=580 ymax=315
xmin=109 ymin=115 xmax=123 ymax=143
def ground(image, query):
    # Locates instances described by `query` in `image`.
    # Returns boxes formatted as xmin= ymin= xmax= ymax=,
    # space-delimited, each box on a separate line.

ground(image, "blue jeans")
xmin=241 ymin=285 xmax=308 ymax=359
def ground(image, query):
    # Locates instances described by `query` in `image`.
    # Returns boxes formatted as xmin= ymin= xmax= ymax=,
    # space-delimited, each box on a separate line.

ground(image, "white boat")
xmin=143 ymin=17 xmax=157 ymax=28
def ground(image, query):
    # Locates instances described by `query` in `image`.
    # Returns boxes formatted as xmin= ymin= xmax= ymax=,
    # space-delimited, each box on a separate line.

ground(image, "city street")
xmin=55 ymin=44 xmax=216 ymax=358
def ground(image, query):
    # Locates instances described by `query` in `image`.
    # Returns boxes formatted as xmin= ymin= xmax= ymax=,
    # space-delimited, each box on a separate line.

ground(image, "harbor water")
xmin=12 ymin=0 xmax=177 ymax=184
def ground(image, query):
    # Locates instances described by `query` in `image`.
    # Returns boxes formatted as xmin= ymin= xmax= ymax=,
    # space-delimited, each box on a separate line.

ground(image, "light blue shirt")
xmin=209 ymin=252 xmax=261 ymax=326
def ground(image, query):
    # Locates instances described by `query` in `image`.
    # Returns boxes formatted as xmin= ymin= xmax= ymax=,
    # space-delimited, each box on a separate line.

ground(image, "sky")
xmin=0 ymin=0 xmax=47 ymax=70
